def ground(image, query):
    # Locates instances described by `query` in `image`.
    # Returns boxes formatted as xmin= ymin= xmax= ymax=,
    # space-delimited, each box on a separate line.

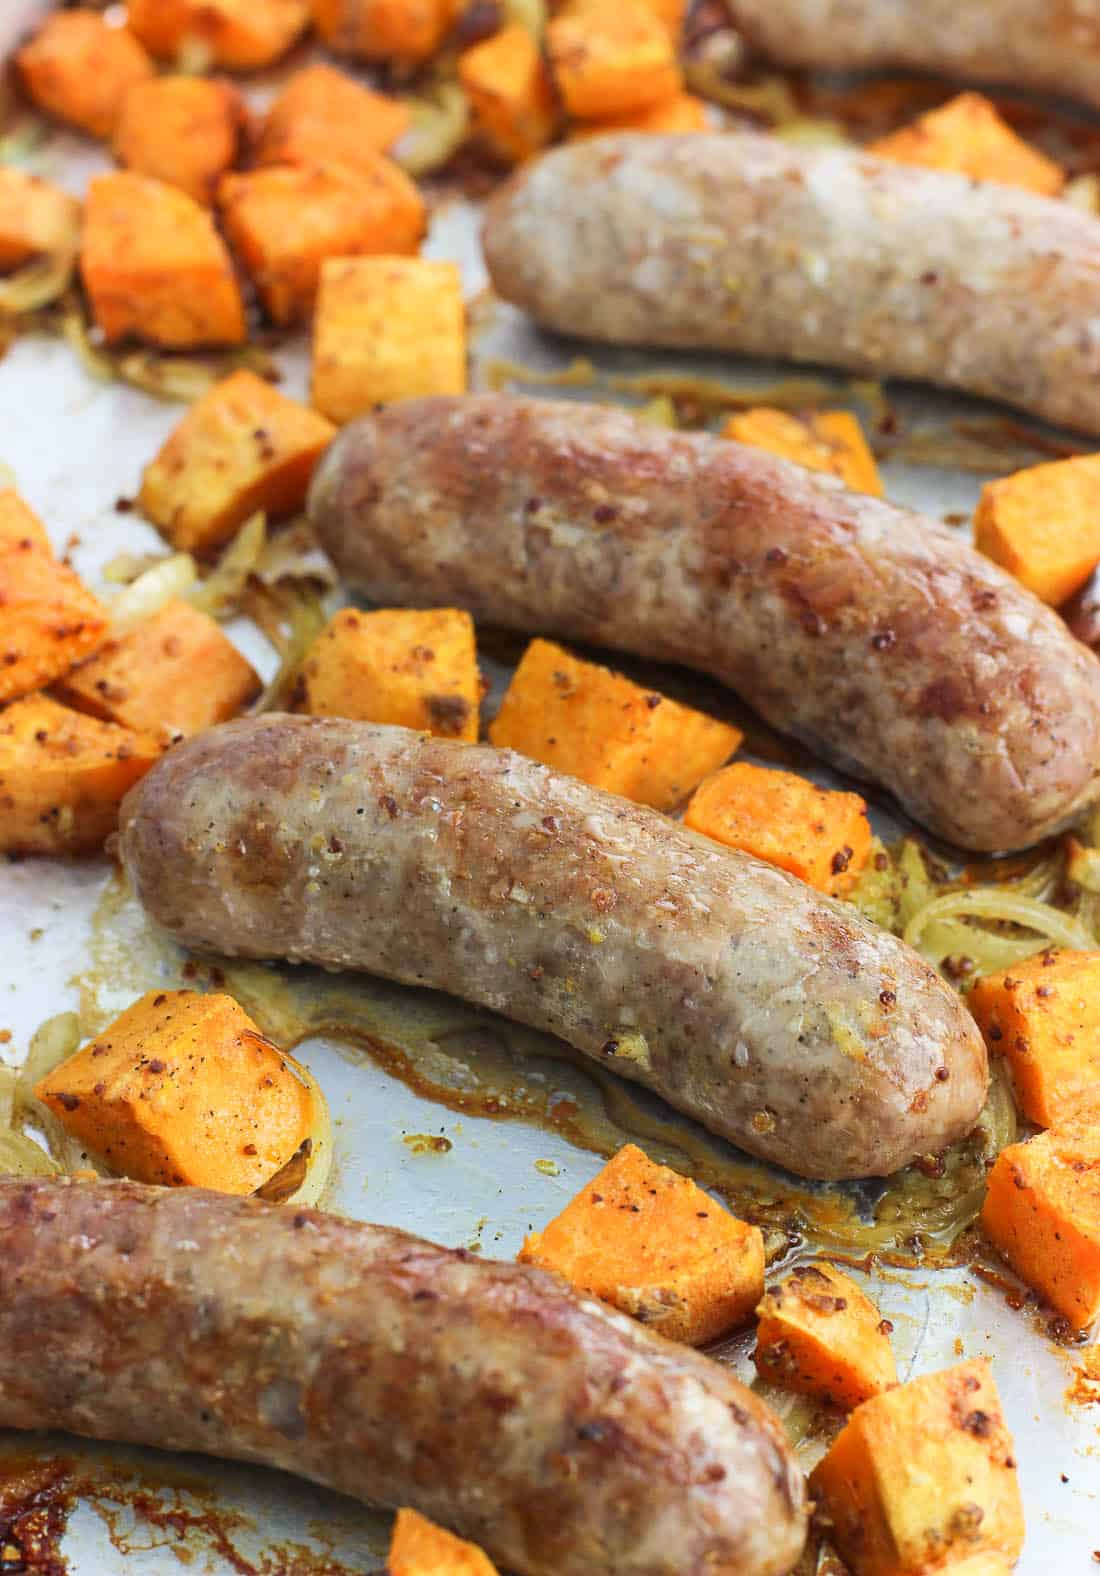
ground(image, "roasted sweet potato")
xmin=388 ymin=1508 xmax=499 ymax=1575
xmin=36 ymin=990 xmax=314 ymax=1194
xmin=0 ymin=168 xmax=80 ymax=275
xmin=296 ymin=607 xmax=479 ymax=740
xmin=754 ymin=1263 xmax=897 ymax=1410
xmin=311 ymin=256 xmax=466 ymax=422
xmin=0 ymin=694 xmax=160 ymax=857
xmin=982 ymin=1123 xmax=1100 ymax=1330
xmin=55 ymin=599 xmax=260 ymax=742
xmin=569 ymin=91 xmax=708 ymax=138
xmin=219 ymin=161 xmax=425 ymax=328
xmin=488 ymin=638 xmax=740 ymax=811
xmin=459 ymin=25 xmax=557 ymax=164
xmin=139 ymin=370 xmax=335 ymax=557
xmin=547 ymin=0 xmax=682 ymax=119
xmin=810 ymin=1359 xmax=1025 ymax=1576
xmin=16 ymin=10 xmax=153 ymax=140
xmin=113 ymin=76 xmax=245 ymax=207
xmin=868 ymin=92 xmax=1065 ymax=197
xmin=722 ymin=407 xmax=883 ymax=496
xmin=684 ymin=762 xmax=871 ymax=894
xmin=518 ymin=1143 xmax=764 ymax=1346
xmin=310 ymin=0 xmax=460 ymax=63
xmin=974 ymin=455 xmax=1100 ymax=606
xmin=256 ymin=64 xmax=411 ymax=172
xmin=127 ymin=0 xmax=310 ymax=69
xmin=80 ymin=172 xmax=245 ymax=348
xmin=0 ymin=490 xmax=107 ymax=706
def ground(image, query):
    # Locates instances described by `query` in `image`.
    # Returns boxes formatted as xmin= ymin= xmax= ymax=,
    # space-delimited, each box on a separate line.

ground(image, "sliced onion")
xmin=904 ymin=888 xmax=1095 ymax=968
xmin=188 ymin=513 xmax=266 ymax=618
xmin=110 ymin=553 xmax=198 ymax=631
xmin=394 ymin=82 xmax=470 ymax=177
xmin=0 ymin=248 xmax=77 ymax=316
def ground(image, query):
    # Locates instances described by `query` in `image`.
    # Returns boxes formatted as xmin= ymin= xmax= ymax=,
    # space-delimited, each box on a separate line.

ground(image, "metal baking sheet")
xmin=1 ymin=15 xmax=1098 ymax=1573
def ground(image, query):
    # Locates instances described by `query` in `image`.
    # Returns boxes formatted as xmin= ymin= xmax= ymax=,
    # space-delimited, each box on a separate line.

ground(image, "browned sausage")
xmin=118 ymin=715 xmax=989 ymax=1181
xmin=482 ymin=132 xmax=1100 ymax=437
xmin=308 ymin=394 xmax=1100 ymax=853
xmin=728 ymin=0 xmax=1100 ymax=113
xmin=0 ymin=1177 xmax=806 ymax=1576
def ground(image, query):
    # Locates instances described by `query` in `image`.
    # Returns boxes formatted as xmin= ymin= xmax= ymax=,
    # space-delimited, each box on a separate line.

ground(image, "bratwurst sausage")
xmin=482 ymin=132 xmax=1100 ymax=437
xmin=728 ymin=0 xmax=1100 ymax=114
xmin=0 ymin=1177 xmax=806 ymax=1576
xmin=308 ymin=394 xmax=1100 ymax=852
xmin=119 ymin=715 xmax=988 ymax=1180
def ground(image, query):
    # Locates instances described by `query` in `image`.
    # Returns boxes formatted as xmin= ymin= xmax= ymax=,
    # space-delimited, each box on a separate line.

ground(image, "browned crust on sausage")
xmin=0 ymin=1178 xmax=806 ymax=1576
xmin=309 ymin=394 xmax=1100 ymax=852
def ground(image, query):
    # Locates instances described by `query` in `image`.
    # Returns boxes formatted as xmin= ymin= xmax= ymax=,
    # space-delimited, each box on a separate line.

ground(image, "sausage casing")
xmin=0 ymin=1178 xmax=807 ymax=1576
xmin=729 ymin=0 xmax=1100 ymax=113
xmin=483 ymin=132 xmax=1100 ymax=437
xmin=308 ymin=394 xmax=1100 ymax=853
xmin=119 ymin=715 xmax=988 ymax=1180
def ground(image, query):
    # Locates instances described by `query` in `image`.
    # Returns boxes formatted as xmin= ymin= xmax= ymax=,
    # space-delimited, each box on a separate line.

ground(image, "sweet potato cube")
xmin=35 ymin=990 xmax=315 ymax=1194
xmin=16 ymin=11 xmax=153 ymax=140
xmin=296 ymin=608 xmax=479 ymax=740
xmin=388 ymin=1508 xmax=499 ymax=1576
xmin=0 ymin=168 xmax=80 ymax=275
xmin=0 ymin=695 xmax=160 ymax=856
xmin=139 ymin=370 xmax=335 ymax=557
xmin=459 ymin=25 xmax=557 ymax=164
xmin=81 ymin=172 xmax=245 ymax=348
xmin=974 ymin=455 xmax=1100 ymax=606
xmin=310 ymin=0 xmax=460 ymax=64
xmin=547 ymin=1 xmax=682 ymax=120
xmin=489 ymin=639 xmax=740 ymax=811
xmin=0 ymin=490 xmax=107 ymax=706
xmin=981 ymin=1124 xmax=1100 ymax=1330
xmin=256 ymin=65 xmax=411 ymax=174
xmin=809 ymin=1359 xmax=1025 ymax=1576
xmin=113 ymin=76 xmax=245 ymax=208
xmin=966 ymin=949 xmax=1100 ymax=1128
xmin=570 ymin=91 xmax=707 ymax=138
xmin=754 ymin=1262 xmax=897 ymax=1410
xmin=722 ymin=407 xmax=883 ymax=497
xmin=868 ymin=92 xmax=1064 ymax=197
xmin=311 ymin=257 xmax=466 ymax=423
xmin=685 ymin=763 xmax=872 ymax=895
xmin=126 ymin=0 xmax=310 ymax=69
xmin=519 ymin=1143 xmax=764 ymax=1345
xmin=55 ymin=600 xmax=260 ymax=742
xmin=219 ymin=161 xmax=425 ymax=328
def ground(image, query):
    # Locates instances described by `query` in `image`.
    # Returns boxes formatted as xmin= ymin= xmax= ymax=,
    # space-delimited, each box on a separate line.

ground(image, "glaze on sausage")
xmin=119 ymin=715 xmax=988 ymax=1180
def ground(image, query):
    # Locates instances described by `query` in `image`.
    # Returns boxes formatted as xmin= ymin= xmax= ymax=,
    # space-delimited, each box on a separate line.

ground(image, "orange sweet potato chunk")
xmin=55 ymin=599 xmax=260 ymax=742
xmin=0 ymin=694 xmax=160 ymax=856
xmin=127 ymin=0 xmax=310 ymax=69
xmin=113 ymin=76 xmax=245 ymax=207
xmin=219 ymin=161 xmax=425 ymax=328
xmin=139 ymin=369 xmax=335 ymax=557
xmin=459 ymin=25 xmax=557 ymax=164
xmin=519 ymin=1144 xmax=764 ymax=1345
xmin=981 ymin=1124 xmax=1100 ymax=1330
xmin=547 ymin=0 xmax=682 ymax=119
xmin=489 ymin=639 xmax=740 ymax=811
xmin=0 ymin=168 xmax=80 ymax=275
xmin=310 ymin=0 xmax=461 ymax=63
xmin=722 ymin=407 xmax=883 ymax=497
xmin=388 ymin=1508 xmax=499 ymax=1576
xmin=256 ymin=65 xmax=411 ymax=173
xmin=684 ymin=762 xmax=872 ymax=894
xmin=296 ymin=608 xmax=479 ymax=740
xmin=0 ymin=490 xmax=107 ymax=705
xmin=966 ymin=949 xmax=1100 ymax=1128
xmin=754 ymin=1262 xmax=897 ymax=1410
xmin=81 ymin=172 xmax=245 ymax=348
xmin=16 ymin=10 xmax=153 ymax=139
xmin=36 ymin=990 xmax=315 ymax=1194
xmin=868 ymin=92 xmax=1064 ymax=197
xmin=810 ymin=1359 xmax=1025 ymax=1576
xmin=974 ymin=455 xmax=1100 ymax=606
xmin=570 ymin=91 xmax=708 ymax=138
